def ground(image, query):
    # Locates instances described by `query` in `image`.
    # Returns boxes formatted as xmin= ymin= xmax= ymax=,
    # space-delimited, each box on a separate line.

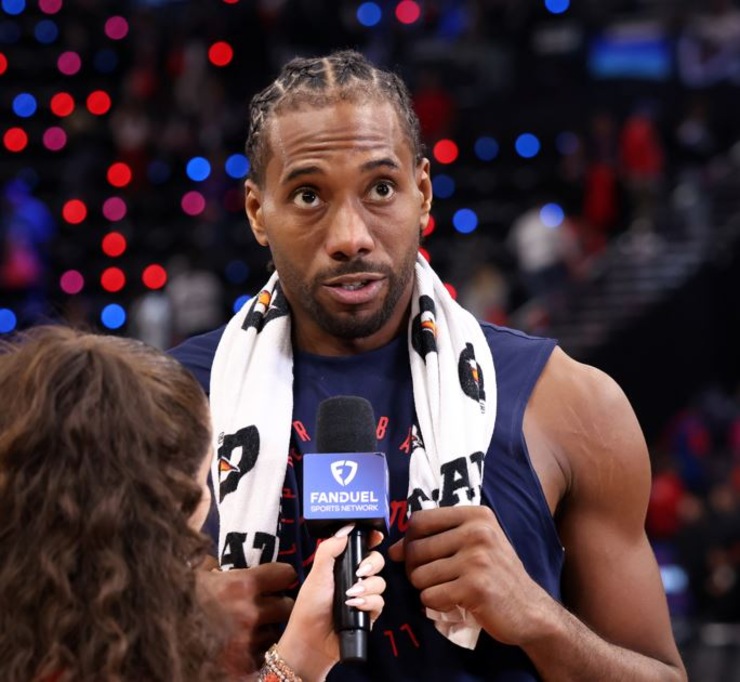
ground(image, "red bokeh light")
xmin=418 ymin=246 xmax=430 ymax=262
xmin=39 ymin=0 xmax=63 ymax=14
xmin=102 ymin=196 xmax=127 ymax=222
xmin=102 ymin=231 xmax=127 ymax=257
xmin=3 ymin=127 xmax=28 ymax=152
xmin=101 ymin=267 xmax=126 ymax=293
xmin=42 ymin=126 xmax=67 ymax=151
xmin=62 ymin=199 xmax=88 ymax=224
xmin=142 ymin=264 xmax=168 ymax=290
xmin=433 ymin=139 xmax=459 ymax=164
xmin=50 ymin=92 xmax=75 ymax=117
xmin=60 ymin=270 xmax=84 ymax=295
xmin=107 ymin=162 xmax=132 ymax=188
xmin=87 ymin=90 xmax=112 ymax=115
xmin=223 ymin=187 xmax=243 ymax=213
xmin=208 ymin=41 xmax=234 ymax=67
xmin=57 ymin=51 xmax=81 ymax=76
xmin=396 ymin=0 xmax=421 ymax=24
xmin=444 ymin=283 xmax=458 ymax=299
xmin=0 ymin=53 xmax=8 ymax=76
xmin=105 ymin=16 xmax=129 ymax=40
xmin=181 ymin=191 xmax=206 ymax=216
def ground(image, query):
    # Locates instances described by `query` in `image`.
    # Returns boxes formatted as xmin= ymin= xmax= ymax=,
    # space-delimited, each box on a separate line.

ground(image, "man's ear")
xmin=416 ymin=158 xmax=433 ymax=232
xmin=245 ymin=179 xmax=268 ymax=246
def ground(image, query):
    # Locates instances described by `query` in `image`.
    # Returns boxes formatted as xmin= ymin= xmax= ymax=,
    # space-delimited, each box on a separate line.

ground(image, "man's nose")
xmin=324 ymin=200 xmax=374 ymax=260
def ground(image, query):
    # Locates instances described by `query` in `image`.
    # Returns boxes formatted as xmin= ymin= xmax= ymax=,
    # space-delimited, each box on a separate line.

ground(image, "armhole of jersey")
xmin=514 ymin=338 xmax=564 ymax=553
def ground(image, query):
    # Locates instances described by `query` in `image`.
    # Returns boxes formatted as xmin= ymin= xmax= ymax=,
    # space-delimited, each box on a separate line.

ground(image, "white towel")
xmin=210 ymin=254 xmax=496 ymax=648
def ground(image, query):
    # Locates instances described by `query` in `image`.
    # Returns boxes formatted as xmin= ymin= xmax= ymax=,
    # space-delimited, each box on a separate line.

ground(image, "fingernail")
xmin=345 ymin=582 xmax=366 ymax=597
xmin=334 ymin=523 xmax=355 ymax=538
xmin=345 ymin=597 xmax=366 ymax=607
xmin=356 ymin=560 xmax=372 ymax=578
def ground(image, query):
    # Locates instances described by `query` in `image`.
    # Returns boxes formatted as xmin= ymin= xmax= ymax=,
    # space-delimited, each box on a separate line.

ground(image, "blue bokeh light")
xmin=452 ymin=208 xmax=478 ymax=234
xmin=233 ymin=294 xmax=252 ymax=313
xmin=432 ymin=174 xmax=455 ymax=199
xmin=225 ymin=153 xmax=250 ymax=179
xmin=474 ymin=136 xmax=499 ymax=161
xmin=34 ymin=19 xmax=58 ymax=44
xmin=2 ymin=0 xmax=25 ymax=16
xmin=147 ymin=159 xmax=171 ymax=184
xmin=0 ymin=21 xmax=22 ymax=44
xmin=357 ymin=2 xmax=382 ymax=27
xmin=556 ymin=131 xmax=579 ymax=156
xmin=515 ymin=133 xmax=541 ymax=159
xmin=225 ymin=260 xmax=250 ymax=284
xmin=186 ymin=156 xmax=211 ymax=182
xmin=94 ymin=48 xmax=118 ymax=73
xmin=12 ymin=92 xmax=37 ymax=118
xmin=540 ymin=202 xmax=565 ymax=228
xmin=0 ymin=308 xmax=17 ymax=334
xmin=545 ymin=0 xmax=570 ymax=14
xmin=101 ymin=304 xmax=126 ymax=330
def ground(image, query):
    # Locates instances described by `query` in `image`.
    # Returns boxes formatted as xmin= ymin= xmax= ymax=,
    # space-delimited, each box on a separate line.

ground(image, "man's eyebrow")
xmin=282 ymin=165 xmax=324 ymax=184
xmin=360 ymin=157 xmax=400 ymax=172
xmin=281 ymin=158 xmax=400 ymax=184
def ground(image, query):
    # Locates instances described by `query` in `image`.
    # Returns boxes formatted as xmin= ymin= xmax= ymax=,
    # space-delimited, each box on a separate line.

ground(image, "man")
xmin=170 ymin=50 xmax=687 ymax=681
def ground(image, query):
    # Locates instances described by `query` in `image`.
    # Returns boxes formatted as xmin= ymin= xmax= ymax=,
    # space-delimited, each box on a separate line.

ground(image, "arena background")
xmin=2 ymin=0 xmax=740 ymax=678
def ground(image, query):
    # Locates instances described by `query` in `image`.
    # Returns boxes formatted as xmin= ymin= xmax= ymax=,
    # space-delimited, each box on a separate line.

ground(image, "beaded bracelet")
xmin=257 ymin=644 xmax=304 ymax=682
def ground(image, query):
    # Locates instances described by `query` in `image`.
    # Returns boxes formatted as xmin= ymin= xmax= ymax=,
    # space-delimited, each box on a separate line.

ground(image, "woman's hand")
xmin=274 ymin=525 xmax=385 ymax=682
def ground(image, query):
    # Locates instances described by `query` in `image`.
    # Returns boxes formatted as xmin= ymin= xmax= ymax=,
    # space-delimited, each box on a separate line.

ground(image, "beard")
xmin=291 ymin=247 xmax=418 ymax=341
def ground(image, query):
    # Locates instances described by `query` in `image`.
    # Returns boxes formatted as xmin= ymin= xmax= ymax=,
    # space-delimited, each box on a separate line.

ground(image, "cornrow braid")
xmin=245 ymin=49 xmax=423 ymax=185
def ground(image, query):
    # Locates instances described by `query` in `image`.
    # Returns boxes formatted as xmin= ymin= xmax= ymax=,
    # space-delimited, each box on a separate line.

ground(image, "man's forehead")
xmin=266 ymin=99 xmax=410 ymax=159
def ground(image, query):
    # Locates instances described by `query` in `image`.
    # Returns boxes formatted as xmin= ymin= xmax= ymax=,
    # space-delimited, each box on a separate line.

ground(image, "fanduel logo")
xmin=331 ymin=460 xmax=358 ymax=487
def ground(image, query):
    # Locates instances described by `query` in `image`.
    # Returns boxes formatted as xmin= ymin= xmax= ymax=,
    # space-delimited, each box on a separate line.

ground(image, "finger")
xmin=248 ymin=562 xmax=299 ymax=593
xmin=406 ymin=506 xmax=494 ymax=539
xmin=405 ymin=555 xmax=461 ymax=591
xmin=368 ymin=529 xmax=385 ymax=549
xmin=387 ymin=538 xmax=405 ymax=562
xmin=356 ymin=549 xmax=384 ymax=578
xmin=311 ymin=524 xmax=354 ymax=567
xmin=345 ymin=575 xmax=386 ymax=599
xmin=419 ymin=582 xmax=462 ymax=613
xmin=345 ymin=593 xmax=384 ymax=623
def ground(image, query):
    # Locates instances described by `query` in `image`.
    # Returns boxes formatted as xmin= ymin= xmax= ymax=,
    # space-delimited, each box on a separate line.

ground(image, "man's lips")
xmin=321 ymin=274 xmax=385 ymax=305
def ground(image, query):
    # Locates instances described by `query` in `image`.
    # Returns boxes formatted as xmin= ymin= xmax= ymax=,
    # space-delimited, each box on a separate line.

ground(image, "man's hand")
xmin=196 ymin=562 xmax=298 ymax=674
xmin=388 ymin=506 xmax=550 ymax=647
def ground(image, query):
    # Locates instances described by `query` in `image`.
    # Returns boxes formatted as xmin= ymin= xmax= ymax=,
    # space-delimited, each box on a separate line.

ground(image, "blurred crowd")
xmin=2 ymin=0 xmax=740 ymax=655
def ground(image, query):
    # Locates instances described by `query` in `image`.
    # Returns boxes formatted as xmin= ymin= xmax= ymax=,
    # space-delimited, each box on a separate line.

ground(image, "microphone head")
xmin=316 ymin=395 xmax=377 ymax=453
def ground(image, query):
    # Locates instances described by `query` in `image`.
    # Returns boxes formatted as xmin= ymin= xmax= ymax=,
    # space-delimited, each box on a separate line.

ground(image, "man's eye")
xmin=292 ymin=189 xmax=320 ymax=207
xmin=370 ymin=182 xmax=395 ymax=200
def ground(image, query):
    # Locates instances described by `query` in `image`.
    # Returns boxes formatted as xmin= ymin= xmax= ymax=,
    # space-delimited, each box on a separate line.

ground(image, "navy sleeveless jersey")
xmin=169 ymin=322 xmax=562 ymax=681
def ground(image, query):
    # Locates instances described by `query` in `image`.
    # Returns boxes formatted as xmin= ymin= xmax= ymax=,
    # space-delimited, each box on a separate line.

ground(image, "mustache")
xmin=316 ymin=260 xmax=392 ymax=280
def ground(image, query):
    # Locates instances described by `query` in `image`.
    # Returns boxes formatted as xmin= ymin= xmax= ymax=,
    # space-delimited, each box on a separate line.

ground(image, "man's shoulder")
xmin=168 ymin=326 xmax=226 ymax=394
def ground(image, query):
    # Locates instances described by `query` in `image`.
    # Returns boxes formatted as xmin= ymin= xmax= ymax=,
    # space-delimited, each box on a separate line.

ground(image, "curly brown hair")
xmin=0 ymin=326 xmax=227 ymax=682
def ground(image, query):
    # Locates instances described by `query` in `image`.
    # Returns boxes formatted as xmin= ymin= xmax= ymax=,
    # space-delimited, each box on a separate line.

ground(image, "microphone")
xmin=303 ymin=396 xmax=389 ymax=663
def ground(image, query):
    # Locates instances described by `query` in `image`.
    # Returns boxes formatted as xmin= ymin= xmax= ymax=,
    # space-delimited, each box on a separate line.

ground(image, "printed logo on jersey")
xmin=458 ymin=342 xmax=486 ymax=412
xmin=411 ymin=295 xmax=437 ymax=359
xmin=242 ymin=283 xmax=289 ymax=333
xmin=217 ymin=425 xmax=260 ymax=501
xmin=331 ymin=459 xmax=358 ymax=486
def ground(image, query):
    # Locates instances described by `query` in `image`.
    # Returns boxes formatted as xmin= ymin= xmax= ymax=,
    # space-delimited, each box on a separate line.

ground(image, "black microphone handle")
xmin=333 ymin=526 xmax=370 ymax=663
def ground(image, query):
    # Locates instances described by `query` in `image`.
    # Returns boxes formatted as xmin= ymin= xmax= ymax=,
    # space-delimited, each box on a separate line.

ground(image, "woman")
xmin=0 ymin=325 xmax=384 ymax=682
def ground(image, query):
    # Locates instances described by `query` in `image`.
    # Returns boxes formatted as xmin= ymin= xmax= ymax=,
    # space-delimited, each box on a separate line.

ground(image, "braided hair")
xmin=245 ymin=50 xmax=423 ymax=185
